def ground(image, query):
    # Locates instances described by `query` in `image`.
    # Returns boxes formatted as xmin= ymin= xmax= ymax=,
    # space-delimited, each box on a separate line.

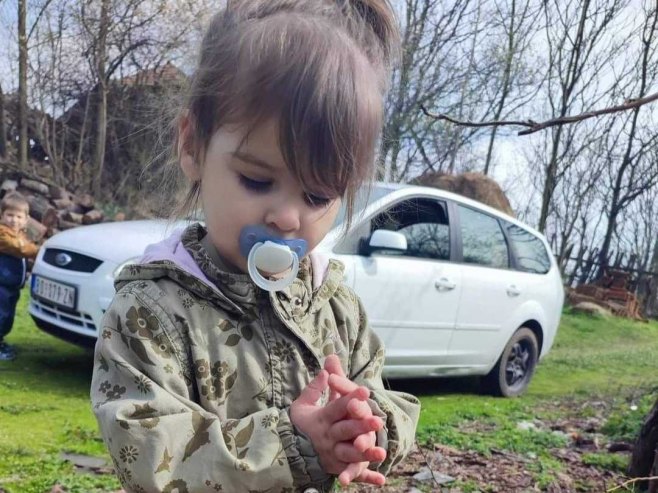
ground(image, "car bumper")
xmin=28 ymin=248 xmax=118 ymax=345
xmin=30 ymin=312 xmax=97 ymax=348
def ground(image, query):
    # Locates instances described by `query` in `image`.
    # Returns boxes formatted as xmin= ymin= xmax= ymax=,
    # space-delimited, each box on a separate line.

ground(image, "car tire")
xmin=482 ymin=327 xmax=538 ymax=397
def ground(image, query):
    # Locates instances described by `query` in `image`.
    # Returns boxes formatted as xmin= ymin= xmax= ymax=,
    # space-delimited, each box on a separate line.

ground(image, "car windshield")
xmin=332 ymin=184 xmax=399 ymax=229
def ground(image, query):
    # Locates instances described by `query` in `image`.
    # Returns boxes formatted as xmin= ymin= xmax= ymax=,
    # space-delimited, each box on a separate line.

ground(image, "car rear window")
xmin=505 ymin=223 xmax=551 ymax=274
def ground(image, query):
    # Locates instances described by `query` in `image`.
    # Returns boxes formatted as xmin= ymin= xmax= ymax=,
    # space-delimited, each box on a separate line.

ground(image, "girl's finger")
xmin=353 ymin=468 xmax=386 ymax=486
xmin=324 ymin=355 xmax=345 ymax=401
xmin=354 ymin=430 xmax=377 ymax=452
xmin=334 ymin=441 xmax=387 ymax=463
xmin=330 ymin=416 xmax=382 ymax=442
xmin=324 ymin=354 xmax=345 ymax=377
xmin=328 ymin=373 xmax=359 ymax=395
xmin=347 ymin=398 xmax=373 ymax=420
xmin=337 ymin=461 xmax=367 ymax=486
xmin=295 ymin=370 xmax=329 ymax=406
xmin=322 ymin=388 xmax=369 ymax=424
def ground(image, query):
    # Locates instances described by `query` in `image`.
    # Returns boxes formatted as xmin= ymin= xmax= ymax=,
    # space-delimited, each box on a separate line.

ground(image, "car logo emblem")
xmin=54 ymin=253 xmax=73 ymax=267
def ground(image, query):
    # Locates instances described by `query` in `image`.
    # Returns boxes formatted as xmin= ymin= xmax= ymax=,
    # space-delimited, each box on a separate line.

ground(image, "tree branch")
xmin=421 ymin=90 xmax=658 ymax=136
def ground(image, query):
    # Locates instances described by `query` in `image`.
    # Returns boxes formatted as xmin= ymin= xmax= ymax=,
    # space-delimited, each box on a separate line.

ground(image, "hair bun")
xmin=340 ymin=0 xmax=400 ymax=66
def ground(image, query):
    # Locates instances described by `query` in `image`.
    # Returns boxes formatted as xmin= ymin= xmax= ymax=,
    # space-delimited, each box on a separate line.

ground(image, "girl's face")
xmin=181 ymin=119 xmax=342 ymax=273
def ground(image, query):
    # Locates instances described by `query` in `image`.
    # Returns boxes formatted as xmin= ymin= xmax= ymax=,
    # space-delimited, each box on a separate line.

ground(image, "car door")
xmin=447 ymin=204 xmax=523 ymax=368
xmin=338 ymin=197 xmax=462 ymax=372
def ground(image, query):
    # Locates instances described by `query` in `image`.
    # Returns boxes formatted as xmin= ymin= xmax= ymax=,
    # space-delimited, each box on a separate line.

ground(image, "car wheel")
xmin=482 ymin=327 xmax=538 ymax=397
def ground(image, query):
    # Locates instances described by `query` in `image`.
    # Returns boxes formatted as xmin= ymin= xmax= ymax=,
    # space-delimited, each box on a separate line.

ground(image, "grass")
xmin=398 ymin=306 xmax=658 ymax=489
xmin=1 ymin=294 xmax=657 ymax=492
xmin=0 ymin=292 xmax=121 ymax=492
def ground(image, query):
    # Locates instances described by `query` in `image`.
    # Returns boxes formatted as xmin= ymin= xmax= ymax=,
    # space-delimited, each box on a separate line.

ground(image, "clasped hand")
xmin=290 ymin=355 xmax=387 ymax=486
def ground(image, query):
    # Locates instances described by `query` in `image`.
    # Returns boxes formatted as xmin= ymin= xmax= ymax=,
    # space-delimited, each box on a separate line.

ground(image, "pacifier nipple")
xmin=252 ymin=242 xmax=294 ymax=273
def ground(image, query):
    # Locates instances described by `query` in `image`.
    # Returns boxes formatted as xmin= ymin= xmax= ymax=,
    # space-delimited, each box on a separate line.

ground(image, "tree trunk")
xmin=642 ymin=237 xmax=658 ymax=318
xmin=18 ymin=0 xmax=29 ymax=169
xmin=0 ymin=81 xmax=6 ymax=158
xmin=92 ymin=0 xmax=110 ymax=197
xmin=484 ymin=0 xmax=517 ymax=175
xmin=629 ymin=397 xmax=658 ymax=491
xmin=538 ymin=125 xmax=563 ymax=232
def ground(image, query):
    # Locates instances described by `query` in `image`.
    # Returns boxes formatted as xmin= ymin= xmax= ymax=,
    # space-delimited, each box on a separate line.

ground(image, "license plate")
xmin=31 ymin=275 xmax=77 ymax=310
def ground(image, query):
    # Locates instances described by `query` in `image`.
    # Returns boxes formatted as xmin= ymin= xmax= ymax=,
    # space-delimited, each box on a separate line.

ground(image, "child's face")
xmin=181 ymin=119 xmax=342 ymax=273
xmin=0 ymin=208 xmax=28 ymax=232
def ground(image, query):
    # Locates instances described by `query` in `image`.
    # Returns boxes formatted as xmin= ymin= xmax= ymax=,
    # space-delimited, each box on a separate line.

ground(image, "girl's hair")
xmin=163 ymin=0 xmax=399 ymax=228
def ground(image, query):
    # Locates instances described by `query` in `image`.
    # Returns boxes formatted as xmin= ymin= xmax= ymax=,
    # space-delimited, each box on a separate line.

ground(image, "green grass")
xmin=403 ymin=307 xmax=658 ymax=489
xmin=0 ymin=292 xmax=121 ymax=492
xmin=1 ymin=292 xmax=657 ymax=492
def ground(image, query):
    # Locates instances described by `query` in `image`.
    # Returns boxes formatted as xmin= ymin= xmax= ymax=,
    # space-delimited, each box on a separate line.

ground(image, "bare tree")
xmin=17 ymin=0 xmax=28 ymax=169
xmin=91 ymin=0 xmax=110 ymax=197
xmin=27 ymin=0 xmax=88 ymax=186
xmin=481 ymin=0 xmax=541 ymax=175
xmin=597 ymin=1 xmax=658 ymax=273
xmin=386 ymin=0 xmax=544 ymax=183
xmin=0 ymin=81 xmax=6 ymax=158
xmin=381 ymin=0 xmax=474 ymax=181
xmin=536 ymin=0 xmax=629 ymax=233
xmin=73 ymin=0 xmax=166 ymax=195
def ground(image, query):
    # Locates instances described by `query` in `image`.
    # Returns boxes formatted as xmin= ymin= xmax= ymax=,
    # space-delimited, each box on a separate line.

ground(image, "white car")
xmin=29 ymin=183 xmax=564 ymax=396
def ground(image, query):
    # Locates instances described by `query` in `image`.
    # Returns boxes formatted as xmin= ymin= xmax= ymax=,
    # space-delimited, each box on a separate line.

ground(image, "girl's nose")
xmin=265 ymin=200 xmax=301 ymax=235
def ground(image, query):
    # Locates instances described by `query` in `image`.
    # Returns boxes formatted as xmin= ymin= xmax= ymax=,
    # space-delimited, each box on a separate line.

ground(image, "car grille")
xmin=30 ymin=298 xmax=97 ymax=331
xmin=42 ymin=248 xmax=103 ymax=273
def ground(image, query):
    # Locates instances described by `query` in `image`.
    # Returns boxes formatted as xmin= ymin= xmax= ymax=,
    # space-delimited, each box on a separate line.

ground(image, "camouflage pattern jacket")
xmin=90 ymin=224 xmax=420 ymax=493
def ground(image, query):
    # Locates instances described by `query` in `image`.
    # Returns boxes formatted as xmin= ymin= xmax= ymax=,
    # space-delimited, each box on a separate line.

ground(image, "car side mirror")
xmin=360 ymin=229 xmax=408 ymax=256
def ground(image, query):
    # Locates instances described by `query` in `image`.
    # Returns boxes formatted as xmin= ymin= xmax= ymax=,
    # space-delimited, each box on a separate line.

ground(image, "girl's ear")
xmin=178 ymin=111 xmax=201 ymax=181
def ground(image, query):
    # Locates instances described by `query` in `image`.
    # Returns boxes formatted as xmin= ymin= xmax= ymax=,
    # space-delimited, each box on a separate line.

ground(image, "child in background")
xmin=0 ymin=191 xmax=39 ymax=361
xmin=91 ymin=1 xmax=420 ymax=492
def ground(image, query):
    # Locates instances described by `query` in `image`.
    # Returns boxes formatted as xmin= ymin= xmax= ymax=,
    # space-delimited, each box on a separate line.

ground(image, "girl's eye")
xmin=305 ymin=193 xmax=332 ymax=208
xmin=239 ymin=175 xmax=272 ymax=192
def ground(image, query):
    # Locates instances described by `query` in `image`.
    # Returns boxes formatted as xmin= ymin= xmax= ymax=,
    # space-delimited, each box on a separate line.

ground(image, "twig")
xmin=415 ymin=439 xmax=445 ymax=490
xmin=607 ymin=476 xmax=658 ymax=492
xmin=420 ymin=90 xmax=658 ymax=136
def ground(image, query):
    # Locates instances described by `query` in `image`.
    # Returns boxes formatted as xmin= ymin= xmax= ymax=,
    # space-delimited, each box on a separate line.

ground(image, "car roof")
xmin=372 ymin=181 xmax=545 ymax=240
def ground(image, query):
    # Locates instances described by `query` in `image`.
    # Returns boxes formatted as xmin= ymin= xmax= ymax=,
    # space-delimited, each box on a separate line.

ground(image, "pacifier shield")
xmin=240 ymin=225 xmax=308 ymax=292
xmin=239 ymin=225 xmax=307 ymax=259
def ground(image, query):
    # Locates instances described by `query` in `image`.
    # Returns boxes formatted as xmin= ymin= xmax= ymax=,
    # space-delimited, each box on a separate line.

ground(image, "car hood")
xmin=43 ymin=219 xmax=190 ymax=264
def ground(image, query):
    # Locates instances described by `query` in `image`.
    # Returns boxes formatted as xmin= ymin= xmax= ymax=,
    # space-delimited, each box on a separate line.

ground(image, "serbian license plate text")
xmin=32 ymin=276 xmax=76 ymax=309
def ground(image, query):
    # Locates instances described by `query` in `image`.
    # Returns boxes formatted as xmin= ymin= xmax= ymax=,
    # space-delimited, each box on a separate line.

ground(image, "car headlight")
xmin=113 ymin=257 xmax=141 ymax=278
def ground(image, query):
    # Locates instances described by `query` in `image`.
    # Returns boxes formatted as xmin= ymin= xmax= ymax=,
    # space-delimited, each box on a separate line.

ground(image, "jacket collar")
xmin=115 ymin=223 xmax=344 ymax=317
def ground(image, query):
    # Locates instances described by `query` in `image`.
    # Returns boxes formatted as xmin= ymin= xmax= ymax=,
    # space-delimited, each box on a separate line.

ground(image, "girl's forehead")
xmin=220 ymin=120 xmax=285 ymax=168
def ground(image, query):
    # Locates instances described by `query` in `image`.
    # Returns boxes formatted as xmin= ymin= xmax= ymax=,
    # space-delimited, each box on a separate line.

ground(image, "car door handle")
xmin=507 ymin=285 xmax=521 ymax=297
xmin=435 ymin=278 xmax=456 ymax=291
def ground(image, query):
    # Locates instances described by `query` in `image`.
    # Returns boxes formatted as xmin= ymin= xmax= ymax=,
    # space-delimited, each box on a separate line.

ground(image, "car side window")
xmin=458 ymin=205 xmax=509 ymax=268
xmin=505 ymin=223 xmax=551 ymax=274
xmin=370 ymin=198 xmax=450 ymax=260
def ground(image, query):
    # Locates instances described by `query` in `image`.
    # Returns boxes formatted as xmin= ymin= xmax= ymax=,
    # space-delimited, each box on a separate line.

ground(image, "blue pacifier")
xmin=239 ymin=225 xmax=308 ymax=292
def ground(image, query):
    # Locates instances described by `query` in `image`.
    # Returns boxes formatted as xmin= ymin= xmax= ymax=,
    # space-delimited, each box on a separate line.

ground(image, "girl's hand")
xmin=289 ymin=370 xmax=384 ymax=484
xmin=324 ymin=355 xmax=388 ymax=486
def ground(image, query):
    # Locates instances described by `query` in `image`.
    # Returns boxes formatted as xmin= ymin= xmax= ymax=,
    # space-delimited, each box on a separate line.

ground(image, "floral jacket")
xmin=90 ymin=224 xmax=420 ymax=493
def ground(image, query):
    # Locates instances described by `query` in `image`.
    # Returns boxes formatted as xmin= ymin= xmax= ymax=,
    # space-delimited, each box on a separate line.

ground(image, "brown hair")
xmin=163 ymin=0 xmax=399 ymax=228
xmin=1 ymin=191 xmax=30 ymax=215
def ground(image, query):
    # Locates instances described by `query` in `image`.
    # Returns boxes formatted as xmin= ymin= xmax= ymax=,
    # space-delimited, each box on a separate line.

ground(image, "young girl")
xmin=91 ymin=1 xmax=420 ymax=492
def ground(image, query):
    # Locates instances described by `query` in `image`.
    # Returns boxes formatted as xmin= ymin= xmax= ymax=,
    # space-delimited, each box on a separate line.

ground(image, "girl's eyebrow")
xmin=232 ymin=151 xmax=276 ymax=170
